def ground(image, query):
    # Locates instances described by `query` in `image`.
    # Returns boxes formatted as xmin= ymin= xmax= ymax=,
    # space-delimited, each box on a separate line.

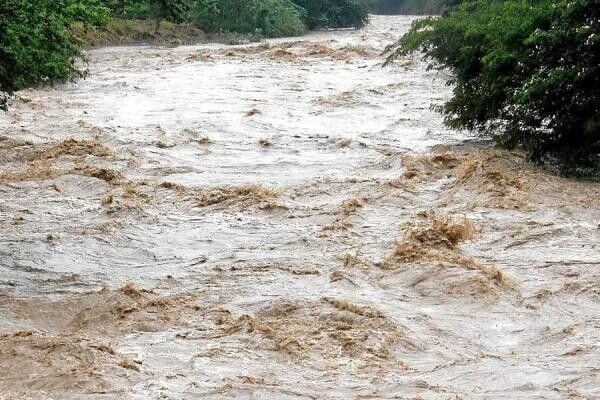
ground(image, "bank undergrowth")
xmin=372 ymin=0 xmax=450 ymax=14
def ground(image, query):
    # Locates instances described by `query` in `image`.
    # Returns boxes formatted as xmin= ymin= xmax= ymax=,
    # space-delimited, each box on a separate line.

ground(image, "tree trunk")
xmin=155 ymin=15 xmax=161 ymax=33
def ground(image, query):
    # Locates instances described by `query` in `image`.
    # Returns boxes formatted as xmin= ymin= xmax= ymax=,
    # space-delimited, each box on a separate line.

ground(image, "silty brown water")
xmin=0 ymin=15 xmax=599 ymax=400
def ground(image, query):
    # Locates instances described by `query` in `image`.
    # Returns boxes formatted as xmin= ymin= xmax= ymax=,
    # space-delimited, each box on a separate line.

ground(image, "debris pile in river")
xmin=381 ymin=212 xmax=515 ymax=292
xmin=195 ymin=184 xmax=279 ymax=208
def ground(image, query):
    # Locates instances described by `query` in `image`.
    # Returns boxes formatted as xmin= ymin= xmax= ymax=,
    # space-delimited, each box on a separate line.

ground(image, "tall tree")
xmin=150 ymin=0 xmax=189 ymax=31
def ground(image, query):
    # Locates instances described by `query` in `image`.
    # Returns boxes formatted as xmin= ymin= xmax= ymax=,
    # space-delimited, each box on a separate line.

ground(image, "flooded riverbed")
xmin=1 ymin=15 xmax=599 ymax=400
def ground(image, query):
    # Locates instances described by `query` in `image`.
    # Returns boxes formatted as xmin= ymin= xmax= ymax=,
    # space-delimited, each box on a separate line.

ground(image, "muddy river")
xmin=1 ymin=15 xmax=599 ymax=400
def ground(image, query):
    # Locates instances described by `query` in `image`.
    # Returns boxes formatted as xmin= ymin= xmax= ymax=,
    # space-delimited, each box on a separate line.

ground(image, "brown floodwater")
xmin=0 ymin=15 xmax=599 ymax=400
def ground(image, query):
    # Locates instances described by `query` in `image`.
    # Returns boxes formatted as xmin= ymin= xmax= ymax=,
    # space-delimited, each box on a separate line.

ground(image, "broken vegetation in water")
xmin=381 ymin=212 xmax=515 ymax=291
xmin=0 ymin=137 xmax=112 ymax=164
xmin=194 ymin=184 xmax=279 ymax=208
xmin=225 ymin=299 xmax=412 ymax=368
xmin=395 ymin=149 xmax=531 ymax=210
xmin=321 ymin=197 xmax=367 ymax=233
xmin=192 ymin=41 xmax=377 ymax=64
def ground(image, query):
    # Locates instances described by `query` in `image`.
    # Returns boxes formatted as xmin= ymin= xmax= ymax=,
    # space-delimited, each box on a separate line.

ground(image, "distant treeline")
xmin=102 ymin=0 xmax=371 ymax=36
xmin=372 ymin=0 xmax=449 ymax=15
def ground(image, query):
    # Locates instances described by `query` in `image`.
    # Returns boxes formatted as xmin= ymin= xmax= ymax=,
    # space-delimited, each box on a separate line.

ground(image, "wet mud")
xmin=1 ymin=15 xmax=599 ymax=400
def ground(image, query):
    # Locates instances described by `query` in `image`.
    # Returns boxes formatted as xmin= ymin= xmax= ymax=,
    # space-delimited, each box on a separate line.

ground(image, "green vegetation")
xmin=0 ymin=0 xmax=108 ymax=108
xmin=190 ymin=0 xmax=306 ymax=38
xmin=291 ymin=0 xmax=371 ymax=29
xmin=104 ymin=0 xmax=190 ymax=29
xmin=387 ymin=0 xmax=600 ymax=176
xmin=373 ymin=0 xmax=448 ymax=14
xmin=105 ymin=0 xmax=371 ymax=36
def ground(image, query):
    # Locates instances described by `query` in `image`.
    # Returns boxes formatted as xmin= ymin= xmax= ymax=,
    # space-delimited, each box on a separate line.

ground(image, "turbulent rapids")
xmin=0 ymin=15 xmax=599 ymax=400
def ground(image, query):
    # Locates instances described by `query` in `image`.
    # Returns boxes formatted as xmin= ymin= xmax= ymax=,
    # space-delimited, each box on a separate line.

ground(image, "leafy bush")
xmin=104 ymin=0 xmax=372 ymax=36
xmin=122 ymin=2 xmax=153 ymax=19
xmin=291 ymin=0 xmax=371 ymax=29
xmin=103 ymin=0 xmax=190 ymax=29
xmin=190 ymin=0 xmax=305 ymax=37
xmin=0 ymin=0 xmax=108 ymax=108
xmin=373 ymin=0 xmax=448 ymax=14
xmin=386 ymin=0 xmax=600 ymax=175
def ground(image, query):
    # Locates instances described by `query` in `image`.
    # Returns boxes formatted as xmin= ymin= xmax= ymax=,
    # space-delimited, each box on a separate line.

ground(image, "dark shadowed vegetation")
xmin=372 ymin=0 xmax=449 ymax=14
xmin=190 ymin=0 xmax=306 ymax=38
xmin=387 ymin=0 xmax=599 ymax=176
xmin=102 ymin=0 xmax=370 ymax=35
xmin=291 ymin=0 xmax=371 ymax=29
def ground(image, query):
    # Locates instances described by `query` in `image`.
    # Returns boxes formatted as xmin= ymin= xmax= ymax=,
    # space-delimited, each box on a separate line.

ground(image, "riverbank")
xmin=73 ymin=19 xmax=208 ymax=48
xmin=72 ymin=18 xmax=289 ymax=48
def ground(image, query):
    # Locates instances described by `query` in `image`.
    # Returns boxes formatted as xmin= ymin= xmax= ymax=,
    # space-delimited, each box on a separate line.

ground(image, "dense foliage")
xmin=291 ymin=0 xmax=371 ymax=29
xmin=102 ymin=0 xmax=371 ymax=34
xmin=387 ymin=0 xmax=600 ymax=175
xmin=190 ymin=0 xmax=306 ymax=38
xmin=0 ymin=0 xmax=108 ymax=108
xmin=373 ymin=0 xmax=448 ymax=14
xmin=103 ymin=0 xmax=190 ymax=28
xmin=108 ymin=0 xmax=372 ymax=34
